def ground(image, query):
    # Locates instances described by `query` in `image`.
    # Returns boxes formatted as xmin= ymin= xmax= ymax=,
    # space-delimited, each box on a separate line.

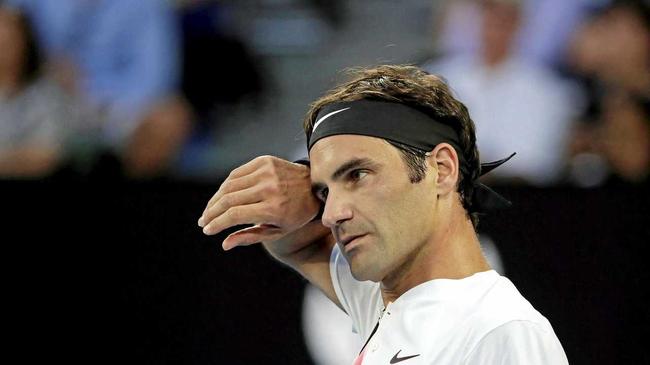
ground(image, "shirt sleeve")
xmin=329 ymin=245 xmax=383 ymax=340
xmin=464 ymin=320 xmax=569 ymax=365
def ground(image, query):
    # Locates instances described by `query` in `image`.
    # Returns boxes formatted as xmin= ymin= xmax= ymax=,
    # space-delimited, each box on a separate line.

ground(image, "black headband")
xmin=309 ymin=100 xmax=463 ymax=153
xmin=307 ymin=99 xmax=515 ymax=214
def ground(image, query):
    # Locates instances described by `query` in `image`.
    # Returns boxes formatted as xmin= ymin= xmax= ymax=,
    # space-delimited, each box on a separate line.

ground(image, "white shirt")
xmin=329 ymin=245 xmax=568 ymax=365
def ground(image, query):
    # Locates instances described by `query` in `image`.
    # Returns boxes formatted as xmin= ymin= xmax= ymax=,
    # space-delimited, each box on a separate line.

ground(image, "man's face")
xmin=310 ymin=135 xmax=439 ymax=282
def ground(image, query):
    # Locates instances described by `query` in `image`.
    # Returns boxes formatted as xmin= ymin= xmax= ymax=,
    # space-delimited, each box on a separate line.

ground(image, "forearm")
xmin=262 ymin=220 xmax=333 ymax=267
xmin=263 ymin=221 xmax=340 ymax=307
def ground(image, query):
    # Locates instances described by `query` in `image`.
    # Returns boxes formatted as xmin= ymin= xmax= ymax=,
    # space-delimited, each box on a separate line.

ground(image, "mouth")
xmin=339 ymin=234 xmax=366 ymax=247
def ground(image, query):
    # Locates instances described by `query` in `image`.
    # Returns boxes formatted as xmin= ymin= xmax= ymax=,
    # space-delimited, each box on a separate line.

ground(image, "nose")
xmin=321 ymin=192 xmax=353 ymax=229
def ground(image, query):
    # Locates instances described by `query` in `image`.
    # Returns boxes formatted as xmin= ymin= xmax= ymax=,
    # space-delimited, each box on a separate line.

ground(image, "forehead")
xmin=309 ymin=135 xmax=400 ymax=179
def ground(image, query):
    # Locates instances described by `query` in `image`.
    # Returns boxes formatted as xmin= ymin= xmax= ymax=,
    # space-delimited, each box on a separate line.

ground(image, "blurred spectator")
xmin=174 ymin=0 xmax=267 ymax=178
xmin=566 ymin=0 xmax=650 ymax=186
xmin=0 ymin=4 xmax=88 ymax=178
xmin=434 ymin=0 xmax=592 ymax=68
xmin=432 ymin=0 xmax=482 ymax=60
xmin=179 ymin=1 xmax=265 ymax=121
xmin=10 ymin=0 xmax=192 ymax=179
xmin=517 ymin=0 xmax=592 ymax=67
xmin=424 ymin=0 xmax=578 ymax=186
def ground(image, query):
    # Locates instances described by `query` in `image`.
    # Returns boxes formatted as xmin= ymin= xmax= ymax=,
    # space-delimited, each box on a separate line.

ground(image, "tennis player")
xmin=199 ymin=65 xmax=568 ymax=364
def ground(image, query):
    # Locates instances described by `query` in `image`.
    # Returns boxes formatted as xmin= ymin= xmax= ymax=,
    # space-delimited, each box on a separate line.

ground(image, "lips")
xmin=339 ymin=234 xmax=365 ymax=247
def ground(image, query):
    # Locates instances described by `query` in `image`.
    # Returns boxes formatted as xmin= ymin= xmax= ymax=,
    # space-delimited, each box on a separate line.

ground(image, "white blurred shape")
xmin=302 ymin=284 xmax=362 ymax=365
xmin=479 ymin=234 xmax=506 ymax=274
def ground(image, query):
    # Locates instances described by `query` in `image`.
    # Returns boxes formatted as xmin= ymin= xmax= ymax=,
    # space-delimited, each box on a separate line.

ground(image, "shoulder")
xmin=461 ymin=275 xmax=568 ymax=364
xmin=464 ymin=320 xmax=568 ymax=364
xmin=471 ymin=275 xmax=550 ymax=327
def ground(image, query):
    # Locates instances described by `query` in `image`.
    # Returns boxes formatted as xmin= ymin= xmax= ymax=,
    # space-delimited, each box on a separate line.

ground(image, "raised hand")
xmin=198 ymin=156 xmax=321 ymax=250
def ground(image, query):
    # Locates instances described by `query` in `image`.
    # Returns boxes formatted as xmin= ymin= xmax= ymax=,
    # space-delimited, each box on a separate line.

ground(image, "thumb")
xmin=222 ymin=224 xmax=283 ymax=251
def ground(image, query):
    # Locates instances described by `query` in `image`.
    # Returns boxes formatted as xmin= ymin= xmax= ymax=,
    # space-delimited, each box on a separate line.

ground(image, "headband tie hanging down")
xmin=307 ymin=99 xmax=516 ymax=214
xmin=472 ymin=152 xmax=516 ymax=213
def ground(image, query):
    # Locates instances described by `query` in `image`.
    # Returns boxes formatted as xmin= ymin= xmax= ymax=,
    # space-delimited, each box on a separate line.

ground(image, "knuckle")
xmin=260 ymin=168 xmax=274 ymax=180
xmin=219 ymin=180 xmax=232 ymax=193
xmin=267 ymin=162 xmax=278 ymax=176
xmin=220 ymin=193 xmax=232 ymax=207
xmin=258 ymin=155 xmax=273 ymax=165
xmin=227 ymin=207 xmax=240 ymax=221
xmin=228 ymin=166 xmax=240 ymax=178
xmin=269 ymin=170 xmax=282 ymax=184
xmin=264 ymin=182 xmax=280 ymax=194
xmin=269 ymin=156 xmax=281 ymax=167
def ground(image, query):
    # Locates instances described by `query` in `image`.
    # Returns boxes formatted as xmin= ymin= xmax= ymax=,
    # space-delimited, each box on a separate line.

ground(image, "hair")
xmin=587 ymin=0 xmax=650 ymax=31
xmin=0 ymin=4 xmax=42 ymax=85
xmin=303 ymin=65 xmax=482 ymax=227
xmin=611 ymin=0 xmax=650 ymax=30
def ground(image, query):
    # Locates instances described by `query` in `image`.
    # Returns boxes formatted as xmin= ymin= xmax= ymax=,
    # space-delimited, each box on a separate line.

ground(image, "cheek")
xmin=364 ymin=180 xmax=435 ymax=243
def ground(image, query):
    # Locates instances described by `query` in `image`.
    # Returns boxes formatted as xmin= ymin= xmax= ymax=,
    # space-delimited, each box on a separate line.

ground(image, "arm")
xmin=199 ymin=156 xmax=341 ymax=308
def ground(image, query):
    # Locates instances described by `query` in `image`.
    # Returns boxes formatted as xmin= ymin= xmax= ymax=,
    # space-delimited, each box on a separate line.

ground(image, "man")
xmin=198 ymin=65 xmax=568 ymax=364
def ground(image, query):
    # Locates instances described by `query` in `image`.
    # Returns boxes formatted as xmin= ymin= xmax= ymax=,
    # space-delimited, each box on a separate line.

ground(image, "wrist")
xmin=294 ymin=158 xmax=324 ymax=222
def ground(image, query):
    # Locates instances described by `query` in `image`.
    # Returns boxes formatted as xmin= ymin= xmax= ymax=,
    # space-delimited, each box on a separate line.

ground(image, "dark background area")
xmin=4 ymin=180 xmax=648 ymax=364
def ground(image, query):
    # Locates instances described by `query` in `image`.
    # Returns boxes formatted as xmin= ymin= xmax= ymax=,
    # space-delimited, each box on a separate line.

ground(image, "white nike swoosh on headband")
xmin=312 ymin=107 xmax=351 ymax=134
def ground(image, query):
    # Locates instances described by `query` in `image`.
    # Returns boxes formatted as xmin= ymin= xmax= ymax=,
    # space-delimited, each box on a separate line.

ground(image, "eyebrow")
xmin=331 ymin=158 xmax=376 ymax=181
xmin=311 ymin=157 xmax=377 ymax=194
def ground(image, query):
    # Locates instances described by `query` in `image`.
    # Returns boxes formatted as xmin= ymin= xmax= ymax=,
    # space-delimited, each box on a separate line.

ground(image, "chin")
xmin=350 ymin=263 xmax=383 ymax=283
xmin=346 ymin=242 xmax=385 ymax=282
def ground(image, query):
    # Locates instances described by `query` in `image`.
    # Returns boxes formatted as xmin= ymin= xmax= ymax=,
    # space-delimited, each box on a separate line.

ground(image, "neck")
xmin=380 ymin=202 xmax=490 ymax=304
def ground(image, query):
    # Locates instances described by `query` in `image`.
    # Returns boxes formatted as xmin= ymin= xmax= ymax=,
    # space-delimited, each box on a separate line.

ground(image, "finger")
xmin=202 ymin=186 xmax=265 ymax=226
xmin=203 ymin=202 xmax=269 ymax=236
xmin=222 ymin=224 xmax=283 ymax=250
xmin=204 ymin=173 xmax=257 ymax=212
xmin=203 ymin=171 xmax=261 ymax=213
xmin=229 ymin=156 xmax=269 ymax=179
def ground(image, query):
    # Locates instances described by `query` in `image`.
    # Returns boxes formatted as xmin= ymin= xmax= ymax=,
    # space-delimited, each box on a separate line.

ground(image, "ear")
xmin=426 ymin=143 xmax=459 ymax=196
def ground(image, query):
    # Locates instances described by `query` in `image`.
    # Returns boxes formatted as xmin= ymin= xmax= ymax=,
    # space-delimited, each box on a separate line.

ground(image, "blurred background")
xmin=2 ymin=0 xmax=648 ymax=364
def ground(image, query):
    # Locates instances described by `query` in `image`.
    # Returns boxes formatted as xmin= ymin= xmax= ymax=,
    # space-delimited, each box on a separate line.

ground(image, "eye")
xmin=318 ymin=187 xmax=329 ymax=202
xmin=349 ymin=169 xmax=368 ymax=181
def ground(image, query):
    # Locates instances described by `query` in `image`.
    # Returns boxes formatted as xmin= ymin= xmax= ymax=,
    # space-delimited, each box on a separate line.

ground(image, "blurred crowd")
xmin=0 ymin=0 xmax=264 ymax=180
xmin=0 ymin=0 xmax=647 ymax=186
xmin=426 ymin=0 xmax=649 ymax=187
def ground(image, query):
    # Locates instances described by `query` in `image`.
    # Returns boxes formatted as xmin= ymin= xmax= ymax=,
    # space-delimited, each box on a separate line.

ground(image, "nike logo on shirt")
xmin=390 ymin=350 xmax=420 ymax=363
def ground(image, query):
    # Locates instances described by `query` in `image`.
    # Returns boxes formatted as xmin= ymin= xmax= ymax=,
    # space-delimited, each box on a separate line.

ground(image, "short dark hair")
xmin=303 ymin=65 xmax=482 ymax=227
xmin=384 ymin=140 xmax=428 ymax=183
xmin=0 ymin=5 xmax=43 ymax=85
